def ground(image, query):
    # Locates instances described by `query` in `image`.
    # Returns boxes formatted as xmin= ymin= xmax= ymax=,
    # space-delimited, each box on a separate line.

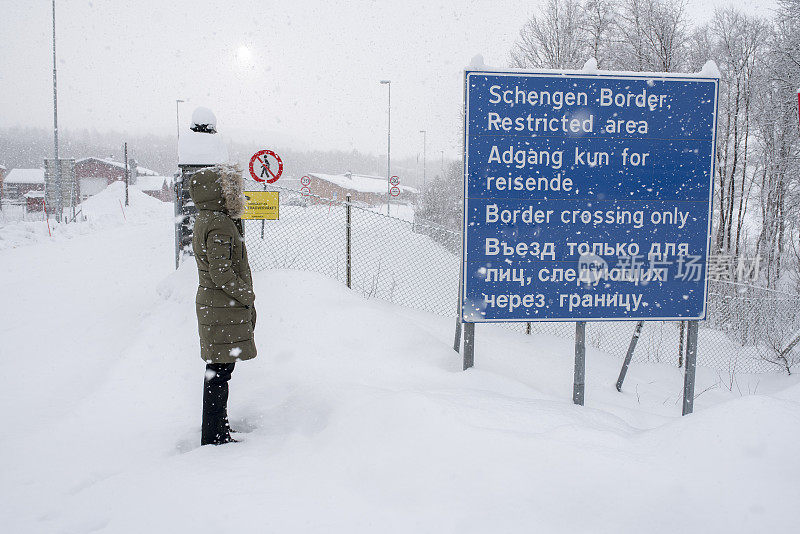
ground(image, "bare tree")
xmin=754 ymin=0 xmax=800 ymax=288
xmin=510 ymin=0 xmax=588 ymax=69
xmin=611 ymin=0 xmax=689 ymax=72
xmin=692 ymin=9 xmax=767 ymax=256
xmin=582 ymin=0 xmax=616 ymax=67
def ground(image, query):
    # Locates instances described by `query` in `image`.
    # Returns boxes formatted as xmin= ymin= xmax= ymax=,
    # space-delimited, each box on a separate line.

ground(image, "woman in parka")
xmin=188 ymin=164 xmax=256 ymax=445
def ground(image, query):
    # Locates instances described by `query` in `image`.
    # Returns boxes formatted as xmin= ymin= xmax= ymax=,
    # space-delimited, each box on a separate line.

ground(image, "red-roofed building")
xmin=74 ymin=157 xmax=159 ymax=201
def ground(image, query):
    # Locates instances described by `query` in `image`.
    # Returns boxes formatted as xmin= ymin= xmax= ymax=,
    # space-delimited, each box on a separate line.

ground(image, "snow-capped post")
xmin=176 ymin=107 xmax=229 ymax=269
xmin=573 ymin=321 xmax=585 ymax=405
xmin=460 ymin=57 xmax=719 ymax=412
xmin=346 ymin=193 xmax=352 ymax=289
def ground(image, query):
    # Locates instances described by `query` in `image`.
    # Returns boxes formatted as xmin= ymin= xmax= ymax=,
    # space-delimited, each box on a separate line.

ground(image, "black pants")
xmin=201 ymin=362 xmax=235 ymax=445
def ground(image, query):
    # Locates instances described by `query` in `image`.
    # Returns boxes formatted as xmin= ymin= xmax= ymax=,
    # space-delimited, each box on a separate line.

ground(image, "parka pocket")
xmin=209 ymin=234 xmax=232 ymax=261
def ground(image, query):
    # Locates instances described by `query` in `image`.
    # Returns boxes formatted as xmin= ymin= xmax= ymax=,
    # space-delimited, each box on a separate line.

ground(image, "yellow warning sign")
xmin=242 ymin=191 xmax=279 ymax=220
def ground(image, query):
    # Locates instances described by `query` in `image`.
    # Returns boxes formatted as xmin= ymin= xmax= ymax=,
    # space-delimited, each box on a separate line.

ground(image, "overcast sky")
xmin=0 ymin=0 xmax=779 ymax=159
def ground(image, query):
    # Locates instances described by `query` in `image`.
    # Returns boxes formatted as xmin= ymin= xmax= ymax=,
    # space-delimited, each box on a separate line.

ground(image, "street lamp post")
xmin=176 ymin=99 xmax=186 ymax=164
xmin=52 ymin=0 xmax=62 ymax=222
xmin=419 ymin=129 xmax=426 ymax=188
xmin=380 ymin=80 xmax=391 ymax=216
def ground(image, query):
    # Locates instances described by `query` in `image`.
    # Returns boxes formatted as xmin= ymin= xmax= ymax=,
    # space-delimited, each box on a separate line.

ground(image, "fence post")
xmin=573 ymin=321 xmax=586 ymax=405
xmin=682 ymin=320 xmax=699 ymax=415
xmin=454 ymin=234 xmax=464 ymax=353
xmin=174 ymin=178 xmax=181 ymax=269
xmin=616 ymin=320 xmax=644 ymax=392
xmin=346 ymin=194 xmax=351 ymax=289
xmin=463 ymin=322 xmax=474 ymax=370
xmin=453 ymin=316 xmax=463 ymax=352
xmin=678 ymin=320 xmax=685 ymax=367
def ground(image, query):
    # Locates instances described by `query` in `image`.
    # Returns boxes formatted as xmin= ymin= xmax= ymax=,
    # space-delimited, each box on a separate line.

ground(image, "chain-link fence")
xmin=244 ymin=181 xmax=800 ymax=375
xmin=0 ymin=200 xmax=41 ymax=223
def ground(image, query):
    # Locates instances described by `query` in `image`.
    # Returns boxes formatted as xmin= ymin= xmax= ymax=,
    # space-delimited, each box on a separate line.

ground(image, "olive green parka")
xmin=189 ymin=165 xmax=257 ymax=363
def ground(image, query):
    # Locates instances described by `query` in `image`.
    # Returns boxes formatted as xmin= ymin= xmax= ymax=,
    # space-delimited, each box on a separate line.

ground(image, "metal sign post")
xmin=44 ymin=158 xmax=75 ymax=221
xmin=682 ymin=320 xmax=699 ymax=415
xmin=463 ymin=322 xmax=475 ymax=370
xmin=460 ymin=68 xmax=719 ymax=412
xmin=51 ymin=0 xmax=62 ymax=223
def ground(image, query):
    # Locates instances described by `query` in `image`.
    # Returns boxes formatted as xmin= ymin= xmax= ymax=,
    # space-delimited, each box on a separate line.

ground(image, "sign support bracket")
xmin=573 ymin=321 xmax=586 ymax=405
xmin=615 ymin=320 xmax=644 ymax=392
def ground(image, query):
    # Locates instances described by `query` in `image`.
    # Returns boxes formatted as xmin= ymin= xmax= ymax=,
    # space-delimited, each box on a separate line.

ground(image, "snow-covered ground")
xmin=1 ymin=185 xmax=799 ymax=533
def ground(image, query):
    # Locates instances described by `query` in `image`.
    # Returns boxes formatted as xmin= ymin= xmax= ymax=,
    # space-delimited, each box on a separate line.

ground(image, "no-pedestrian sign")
xmin=249 ymin=150 xmax=283 ymax=183
xmin=462 ymin=70 xmax=719 ymax=322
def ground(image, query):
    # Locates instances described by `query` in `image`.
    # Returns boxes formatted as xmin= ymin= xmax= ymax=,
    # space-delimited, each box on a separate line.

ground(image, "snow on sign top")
xmin=467 ymin=54 xmax=721 ymax=80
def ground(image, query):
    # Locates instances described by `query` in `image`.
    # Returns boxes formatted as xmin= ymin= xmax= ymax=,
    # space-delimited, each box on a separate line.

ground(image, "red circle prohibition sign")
xmin=389 ymin=175 xmax=399 ymax=186
xmin=249 ymin=149 xmax=284 ymax=183
xmin=300 ymin=175 xmax=311 ymax=186
xmin=390 ymin=186 xmax=401 ymax=197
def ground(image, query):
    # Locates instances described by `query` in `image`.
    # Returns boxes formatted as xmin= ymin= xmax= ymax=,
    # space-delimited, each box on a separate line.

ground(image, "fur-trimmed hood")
xmin=188 ymin=164 xmax=246 ymax=218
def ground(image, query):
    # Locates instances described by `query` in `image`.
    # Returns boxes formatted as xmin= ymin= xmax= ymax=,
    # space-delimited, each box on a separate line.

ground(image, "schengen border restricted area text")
xmin=461 ymin=71 xmax=719 ymax=322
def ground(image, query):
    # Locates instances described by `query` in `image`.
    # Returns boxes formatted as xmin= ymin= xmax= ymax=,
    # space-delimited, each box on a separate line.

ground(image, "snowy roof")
xmin=24 ymin=190 xmax=45 ymax=198
xmin=4 ymin=168 xmax=45 ymax=184
xmin=75 ymin=157 xmax=158 ymax=176
xmin=178 ymin=130 xmax=229 ymax=166
xmin=133 ymin=175 xmax=170 ymax=191
xmin=308 ymin=172 xmax=419 ymax=195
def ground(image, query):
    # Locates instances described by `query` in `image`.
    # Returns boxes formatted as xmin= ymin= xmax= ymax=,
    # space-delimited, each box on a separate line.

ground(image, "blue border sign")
xmin=462 ymin=70 xmax=719 ymax=322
